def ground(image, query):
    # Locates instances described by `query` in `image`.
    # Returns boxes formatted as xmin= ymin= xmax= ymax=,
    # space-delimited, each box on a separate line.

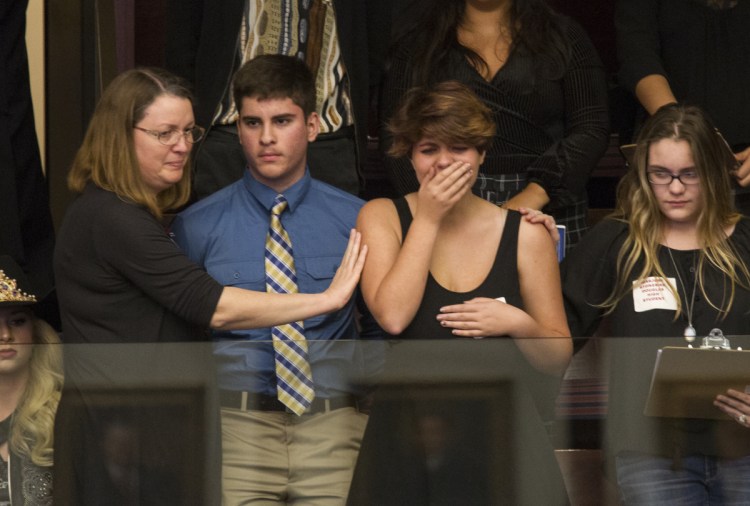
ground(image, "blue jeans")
xmin=616 ymin=451 xmax=750 ymax=505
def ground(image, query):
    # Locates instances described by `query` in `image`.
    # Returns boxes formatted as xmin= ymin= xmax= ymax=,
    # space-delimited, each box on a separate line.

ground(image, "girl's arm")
xmin=514 ymin=219 xmax=572 ymax=374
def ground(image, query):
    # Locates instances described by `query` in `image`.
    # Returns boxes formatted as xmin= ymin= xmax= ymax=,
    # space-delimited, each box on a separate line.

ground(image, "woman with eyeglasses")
xmin=52 ymin=67 xmax=366 ymax=504
xmin=562 ymin=103 xmax=750 ymax=505
xmin=54 ymin=67 xmax=366 ymax=344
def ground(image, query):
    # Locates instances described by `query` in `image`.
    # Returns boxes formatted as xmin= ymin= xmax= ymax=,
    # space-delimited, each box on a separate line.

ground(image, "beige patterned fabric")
xmin=216 ymin=0 xmax=352 ymax=134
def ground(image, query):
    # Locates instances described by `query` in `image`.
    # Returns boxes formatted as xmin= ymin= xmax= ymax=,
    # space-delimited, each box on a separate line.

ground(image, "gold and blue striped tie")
xmin=265 ymin=194 xmax=315 ymax=415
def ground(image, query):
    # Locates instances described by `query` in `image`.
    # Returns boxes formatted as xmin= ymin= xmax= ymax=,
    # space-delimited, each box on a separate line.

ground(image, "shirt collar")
xmin=243 ymin=168 xmax=312 ymax=213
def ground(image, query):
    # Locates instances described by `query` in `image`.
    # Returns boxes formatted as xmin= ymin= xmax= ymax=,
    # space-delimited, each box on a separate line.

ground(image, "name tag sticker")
xmin=632 ymin=276 xmax=678 ymax=312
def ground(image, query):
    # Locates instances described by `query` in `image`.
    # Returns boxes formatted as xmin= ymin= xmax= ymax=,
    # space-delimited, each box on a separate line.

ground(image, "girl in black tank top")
xmin=348 ymin=81 xmax=572 ymax=506
xmin=356 ymin=81 xmax=570 ymax=371
xmin=393 ymin=197 xmax=523 ymax=339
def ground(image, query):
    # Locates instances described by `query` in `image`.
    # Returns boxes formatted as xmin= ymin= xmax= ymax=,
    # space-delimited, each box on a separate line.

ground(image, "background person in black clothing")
xmin=0 ymin=0 xmax=59 ymax=330
xmin=378 ymin=0 xmax=610 ymax=251
xmin=615 ymin=0 xmax=750 ymax=213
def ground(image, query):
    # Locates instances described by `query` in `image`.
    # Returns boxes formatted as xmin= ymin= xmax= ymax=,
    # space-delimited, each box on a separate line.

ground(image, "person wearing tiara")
xmin=0 ymin=255 xmax=63 ymax=505
xmin=562 ymin=104 xmax=750 ymax=504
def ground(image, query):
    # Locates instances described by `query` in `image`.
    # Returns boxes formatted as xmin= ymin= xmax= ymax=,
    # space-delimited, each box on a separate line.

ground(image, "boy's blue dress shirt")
xmin=171 ymin=169 xmax=381 ymax=398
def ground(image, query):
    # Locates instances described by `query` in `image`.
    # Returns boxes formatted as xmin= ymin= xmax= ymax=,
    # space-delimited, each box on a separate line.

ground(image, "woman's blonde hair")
xmin=602 ymin=103 xmax=750 ymax=317
xmin=10 ymin=316 xmax=63 ymax=467
xmin=67 ymin=67 xmax=194 ymax=219
xmin=387 ymin=81 xmax=496 ymax=158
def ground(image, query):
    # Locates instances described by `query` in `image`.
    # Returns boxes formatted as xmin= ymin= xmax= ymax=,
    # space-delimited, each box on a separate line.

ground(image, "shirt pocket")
xmin=207 ymin=260 xmax=265 ymax=290
xmin=298 ymin=256 xmax=340 ymax=326
xmin=298 ymin=256 xmax=338 ymax=283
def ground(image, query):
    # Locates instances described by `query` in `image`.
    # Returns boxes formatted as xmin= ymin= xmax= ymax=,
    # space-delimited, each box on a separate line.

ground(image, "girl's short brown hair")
xmin=387 ymin=81 xmax=496 ymax=158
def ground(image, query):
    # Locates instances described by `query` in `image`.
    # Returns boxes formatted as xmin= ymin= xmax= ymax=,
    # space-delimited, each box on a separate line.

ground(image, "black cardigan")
xmin=616 ymin=0 xmax=750 ymax=147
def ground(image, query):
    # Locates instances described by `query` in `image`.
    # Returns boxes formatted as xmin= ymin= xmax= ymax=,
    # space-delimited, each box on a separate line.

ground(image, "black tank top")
xmin=392 ymin=197 xmax=523 ymax=339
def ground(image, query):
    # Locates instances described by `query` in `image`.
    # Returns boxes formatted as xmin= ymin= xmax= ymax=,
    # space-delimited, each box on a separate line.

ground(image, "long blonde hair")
xmin=602 ymin=104 xmax=750 ymax=317
xmin=10 ymin=318 xmax=63 ymax=467
xmin=67 ymin=67 xmax=194 ymax=219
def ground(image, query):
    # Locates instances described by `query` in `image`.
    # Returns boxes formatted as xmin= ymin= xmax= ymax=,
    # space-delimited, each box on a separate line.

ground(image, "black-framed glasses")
xmin=647 ymin=170 xmax=700 ymax=186
xmin=133 ymin=125 xmax=206 ymax=145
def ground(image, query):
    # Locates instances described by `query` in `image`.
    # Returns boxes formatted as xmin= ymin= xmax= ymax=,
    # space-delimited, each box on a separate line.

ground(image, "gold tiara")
xmin=0 ymin=269 xmax=37 ymax=304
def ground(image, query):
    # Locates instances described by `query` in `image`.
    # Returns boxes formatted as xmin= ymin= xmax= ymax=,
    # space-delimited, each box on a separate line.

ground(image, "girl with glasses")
xmin=563 ymin=103 xmax=750 ymax=505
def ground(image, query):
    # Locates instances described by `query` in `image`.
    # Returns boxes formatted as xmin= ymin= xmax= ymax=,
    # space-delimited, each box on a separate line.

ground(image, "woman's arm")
xmin=102 ymin=203 xmax=366 ymax=333
xmin=523 ymin=19 xmax=610 ymax=209
xmin=437 ymin=220 xmax=571 ymax=375
xmin=210 ymin=229 xmax=367 ymax=330
xmin=615 ymin=0 xmax=666 ymax=102
xmin=634 ymin=74 xmax=677 ymax=115
xmin=358 ymin=163 xmax=474 ymax=335
xmin=503 ymin=182 xmax=550 ymax=212
xmin=560 ymin=219 xmax=625 ymax=339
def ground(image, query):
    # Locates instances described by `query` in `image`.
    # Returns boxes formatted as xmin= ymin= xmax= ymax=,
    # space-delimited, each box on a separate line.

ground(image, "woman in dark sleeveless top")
xmin=359 ymin=81 xmax=571 ymax=371
xmin=347 ymin=82 xmax=572 ymax=505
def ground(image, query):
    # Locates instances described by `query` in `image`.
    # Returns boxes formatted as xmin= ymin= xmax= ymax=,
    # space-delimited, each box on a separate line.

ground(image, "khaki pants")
xmin=220 ymin=407 xmax=367 ymax=506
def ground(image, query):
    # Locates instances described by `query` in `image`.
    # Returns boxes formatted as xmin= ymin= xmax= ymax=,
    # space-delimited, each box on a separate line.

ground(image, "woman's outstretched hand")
xmin=325 ymin=229 xmax=368 ymax=310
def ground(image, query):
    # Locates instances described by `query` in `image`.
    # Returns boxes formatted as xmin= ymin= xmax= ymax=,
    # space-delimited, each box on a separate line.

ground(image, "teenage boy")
xmin=171 ymin=54 xmax=380 ymax=505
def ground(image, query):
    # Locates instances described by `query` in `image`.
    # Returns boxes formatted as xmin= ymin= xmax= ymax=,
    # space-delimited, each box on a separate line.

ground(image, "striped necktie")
xmin=265 ymin=194 xmax=315 ymax=415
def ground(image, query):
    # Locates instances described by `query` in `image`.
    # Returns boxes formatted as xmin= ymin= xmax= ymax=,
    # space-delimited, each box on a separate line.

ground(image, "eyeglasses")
xmin=133 ymin=126 xmax=206 ymax=145
xmin=647 ymin=170 xmax=700 ymax=186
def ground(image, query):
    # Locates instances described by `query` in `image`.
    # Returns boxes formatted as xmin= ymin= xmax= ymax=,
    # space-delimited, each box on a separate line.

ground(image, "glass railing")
xmin=14 ymin=335 xmax=750 ymax=505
